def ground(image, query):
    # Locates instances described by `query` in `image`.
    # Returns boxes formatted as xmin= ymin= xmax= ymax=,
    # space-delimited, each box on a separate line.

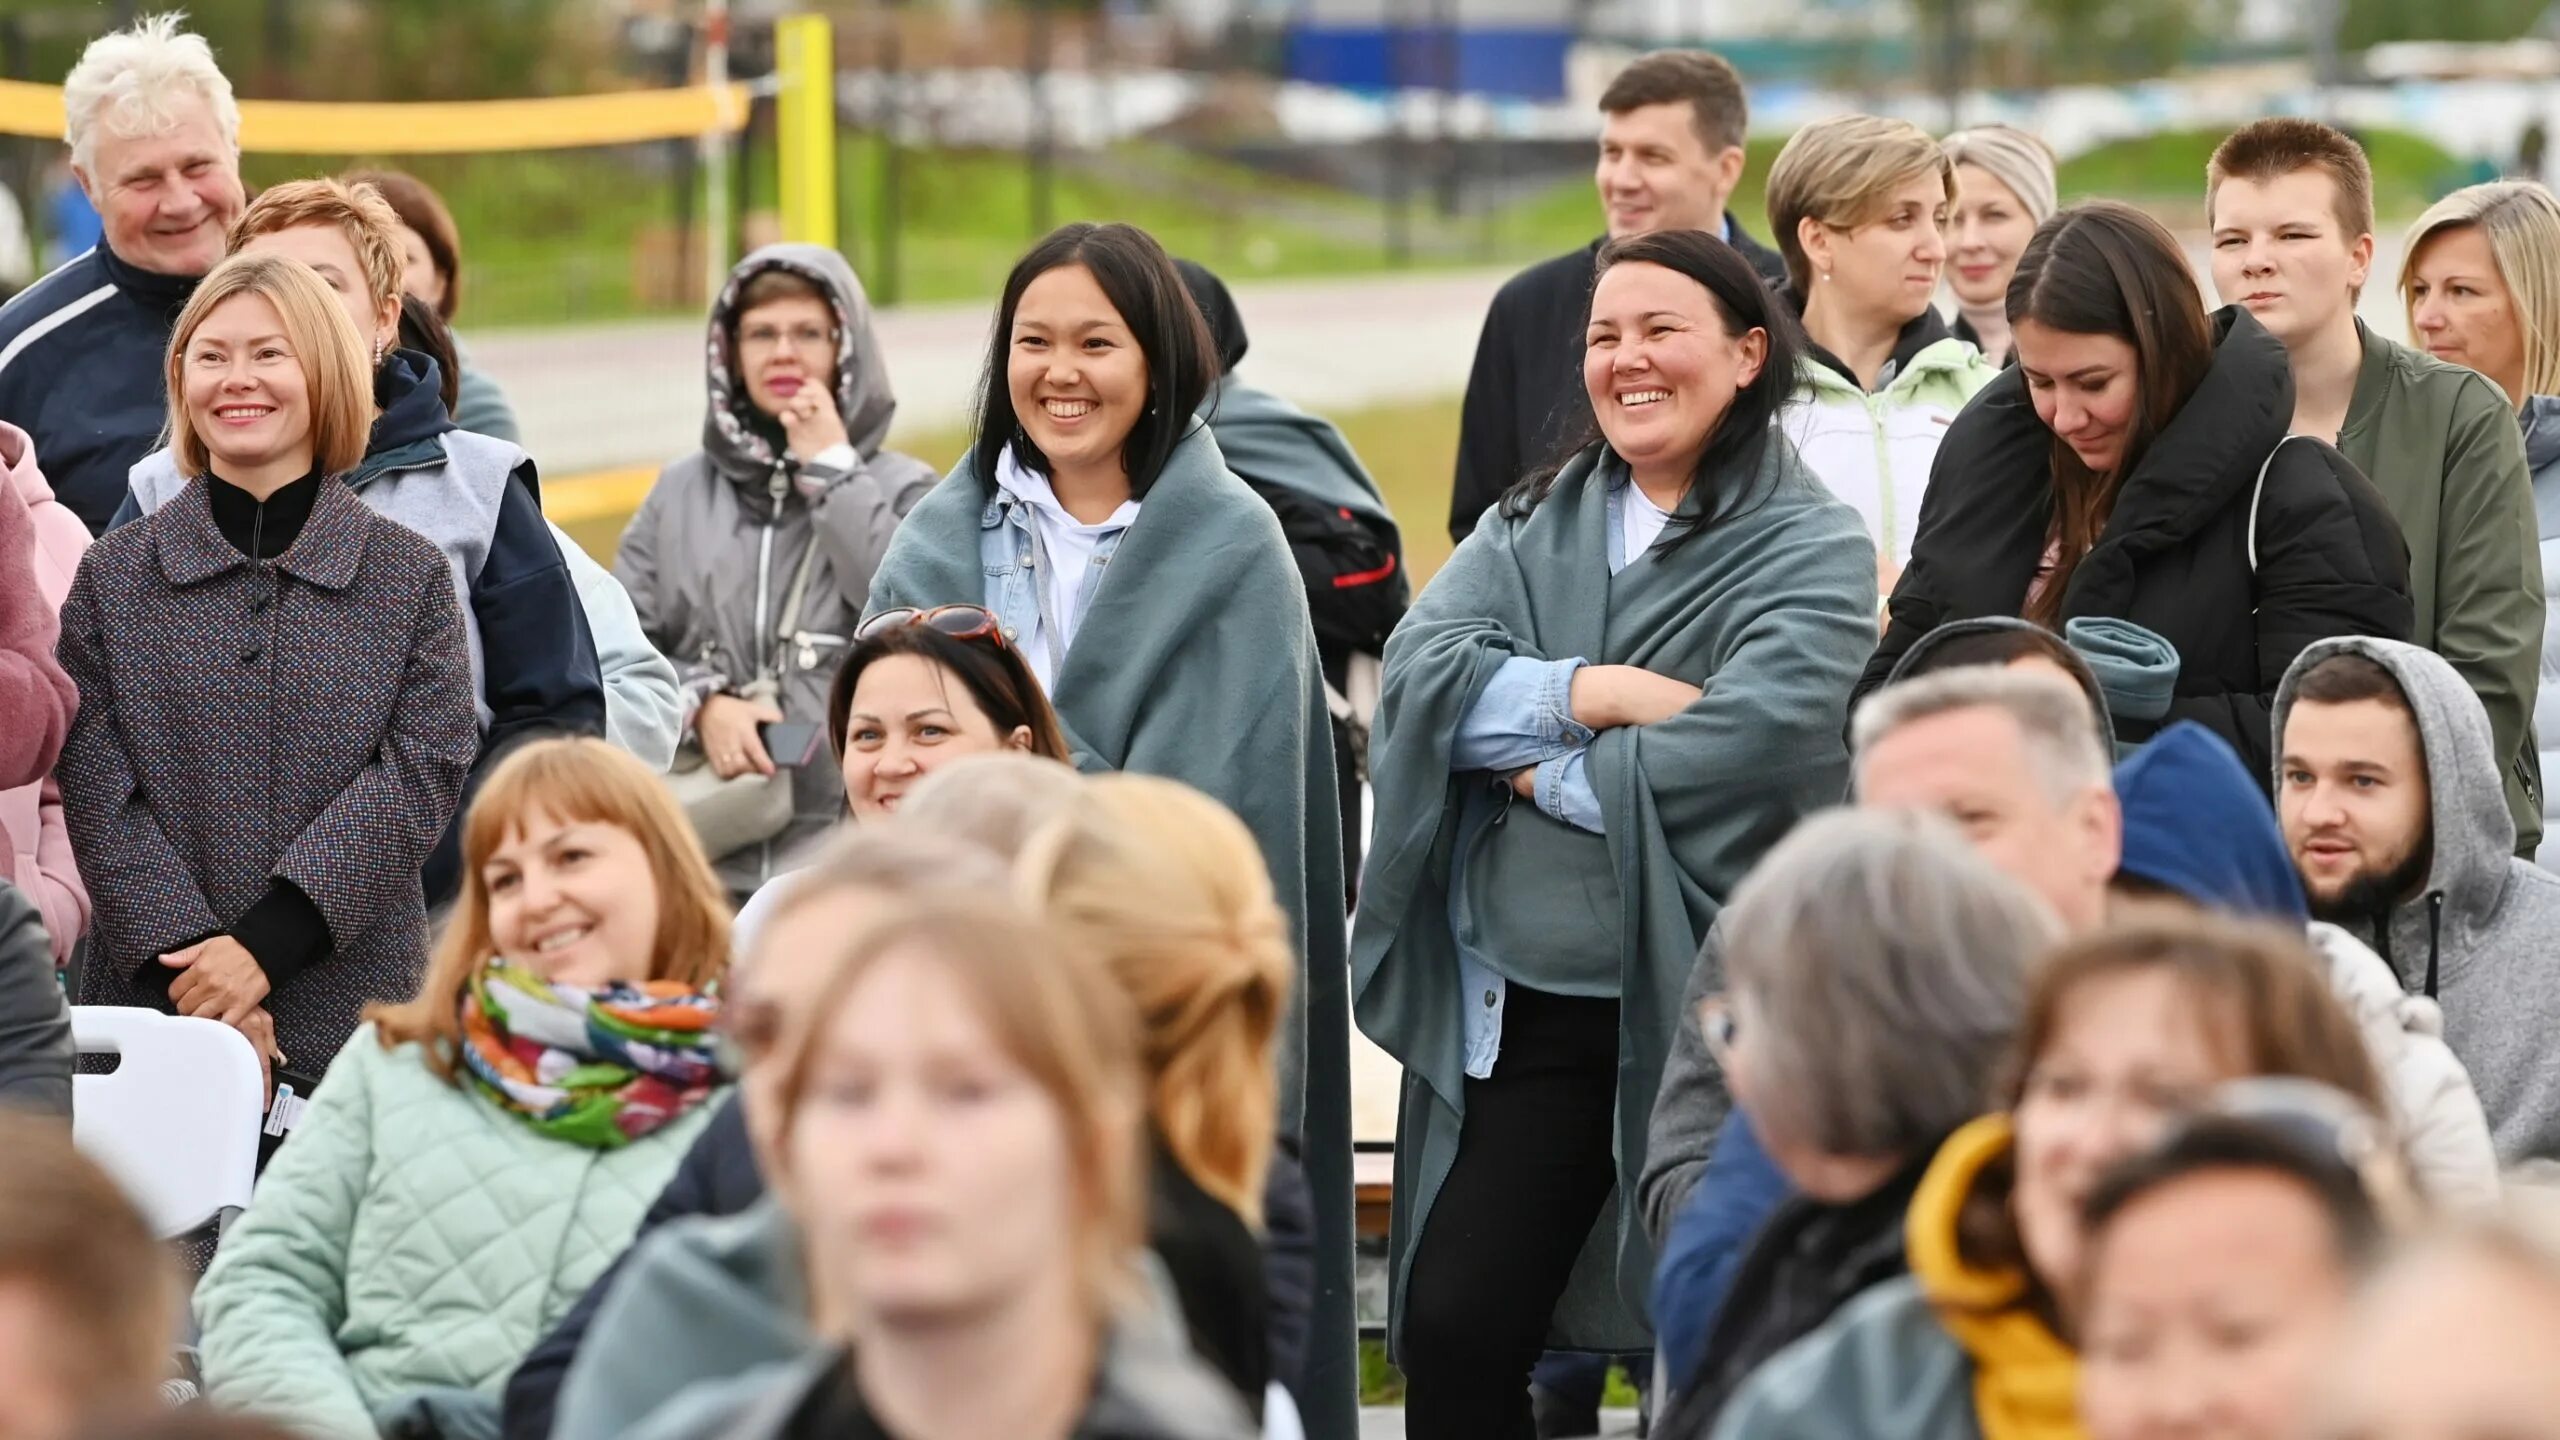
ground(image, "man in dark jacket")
xmin=0 ymin=16 xmax=246 ymax=534
xmin=1447 ymin=49 xmax=1787 ymax=543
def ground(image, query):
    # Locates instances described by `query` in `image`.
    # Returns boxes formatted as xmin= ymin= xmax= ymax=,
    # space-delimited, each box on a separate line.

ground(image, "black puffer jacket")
xmin=1858 ymin=307 xmax=2414 ymax=776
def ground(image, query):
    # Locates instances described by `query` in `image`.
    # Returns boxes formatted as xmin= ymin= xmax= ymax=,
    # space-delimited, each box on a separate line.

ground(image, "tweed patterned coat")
xmin=55 ymin=475 xmax=478 ymax=1070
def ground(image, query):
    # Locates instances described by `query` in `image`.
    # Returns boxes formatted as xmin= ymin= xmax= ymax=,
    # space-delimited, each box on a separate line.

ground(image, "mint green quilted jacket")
xmin=196 ymin=1025 xmax=722 ymax=1439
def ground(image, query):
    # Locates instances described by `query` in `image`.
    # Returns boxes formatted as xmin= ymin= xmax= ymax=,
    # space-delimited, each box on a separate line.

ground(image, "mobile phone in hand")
xmin=761 ymin=719 xmax=825 ymax=768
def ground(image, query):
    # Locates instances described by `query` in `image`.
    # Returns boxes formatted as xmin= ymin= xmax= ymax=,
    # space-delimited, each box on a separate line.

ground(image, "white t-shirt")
xmin=1618 ymin=481 xmax=1676 ymax=571
xmin=995 ymin=456 xmax=1140 ymax=691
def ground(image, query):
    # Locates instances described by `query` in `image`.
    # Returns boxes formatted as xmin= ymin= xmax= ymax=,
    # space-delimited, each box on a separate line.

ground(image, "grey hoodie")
xmin=2522 ymin=395 xmax=2560 ymax=860
xmin=615 ymin=244 xmax=939 ymax=891
xmin=2275 ymin=635 xmax=2560 ymax=1164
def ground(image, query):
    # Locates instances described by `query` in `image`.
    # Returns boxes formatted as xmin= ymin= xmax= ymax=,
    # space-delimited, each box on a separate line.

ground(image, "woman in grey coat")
xmin=616 ymin=245 xmax=938 ymax=895
xmin=55 ymin=254 xmax=478 ymax=1075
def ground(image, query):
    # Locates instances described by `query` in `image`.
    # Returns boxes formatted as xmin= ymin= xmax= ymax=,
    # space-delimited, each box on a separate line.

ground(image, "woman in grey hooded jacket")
xmin=617 ymin=245 xmax=940 ymax=895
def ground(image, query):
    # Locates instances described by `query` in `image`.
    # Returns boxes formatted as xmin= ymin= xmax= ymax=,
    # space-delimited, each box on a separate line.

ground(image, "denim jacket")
xmin=976 ymin=484 xmax=1131 ymax=689
xmin=1446 ymin=472 xmax=1643 ymax=1076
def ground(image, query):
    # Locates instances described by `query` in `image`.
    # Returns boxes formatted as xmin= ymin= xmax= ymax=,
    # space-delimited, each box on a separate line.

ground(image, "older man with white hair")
xmin=0 ymin=13 xmax=245 ymax=533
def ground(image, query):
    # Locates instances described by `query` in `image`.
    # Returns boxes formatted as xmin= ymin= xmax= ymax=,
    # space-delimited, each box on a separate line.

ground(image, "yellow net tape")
xmin=0 ymin=79 xmax=752 ymax=154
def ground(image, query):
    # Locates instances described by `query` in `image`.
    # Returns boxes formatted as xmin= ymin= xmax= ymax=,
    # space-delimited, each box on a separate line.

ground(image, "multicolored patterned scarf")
xmin=459 ymin=961 xmax=727 ymax=1149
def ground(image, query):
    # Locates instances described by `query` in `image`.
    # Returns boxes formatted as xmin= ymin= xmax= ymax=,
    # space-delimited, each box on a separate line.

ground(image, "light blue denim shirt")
xmin=976 ymin=482 xmax=1130 ymax=693
xmin=1448 ymin=471 xmax=1643 ymax=1075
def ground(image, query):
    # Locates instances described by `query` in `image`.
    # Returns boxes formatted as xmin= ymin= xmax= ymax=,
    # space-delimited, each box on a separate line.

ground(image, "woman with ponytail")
xmin=1017 ymin=774 xmax=1308 ymax=1422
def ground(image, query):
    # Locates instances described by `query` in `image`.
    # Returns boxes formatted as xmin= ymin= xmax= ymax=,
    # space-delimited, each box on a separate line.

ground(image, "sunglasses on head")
xmin=855 ymin=605 xmax=1007 ymax=646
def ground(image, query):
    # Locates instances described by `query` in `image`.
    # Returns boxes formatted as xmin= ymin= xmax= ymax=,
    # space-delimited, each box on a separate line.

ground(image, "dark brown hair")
xmin=2006 ymin=202 xmax=2218 ymax=626
xmin=2288 ymin=650 xmax=2413 ymax=717
xmin=0 ymin=1115 xmax=176 ymax=1415
xmin=395 ymin=292 xmax=462 ymax=419
xmin=1503 ymin=228 xmax=1806 ymax=552
xmin=2083 ymin=1110 xmax=2391 ymax=1278
xmin=344 ymin=168 xmax=464 ymax=321
xmin=970 ymin=223 xmax=1220 ymax=500
xmin=827 ymin=623 xmax=1073 ymax=769
xmin=2208 ymin=118 xmax=2378 ymax=240
xmin=1598 ymin=49 xmax=1750 ymax=155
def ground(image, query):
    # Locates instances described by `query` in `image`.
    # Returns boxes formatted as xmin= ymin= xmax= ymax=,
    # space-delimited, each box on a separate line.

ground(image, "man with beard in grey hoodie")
xmin=2275 ymin=636 xmax=2560 ymax=1164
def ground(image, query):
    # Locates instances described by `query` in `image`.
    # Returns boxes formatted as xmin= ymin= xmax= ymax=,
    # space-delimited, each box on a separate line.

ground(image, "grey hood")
xmin=2275 ymin=634 xmax=2560 ymax=1165
xmin=2525 ymin=396 xmax=2560 ymax=536
xmin=2273 ymin=636 xmax=2513 ymax=977
xmin=704 ymin=244 xmax=902 ymax=487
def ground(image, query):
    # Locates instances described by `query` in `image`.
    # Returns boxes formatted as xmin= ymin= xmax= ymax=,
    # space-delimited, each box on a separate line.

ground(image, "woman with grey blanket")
xmin=1350 ymin=229 xmax=1877 ymax=1440
xmin=863 ymin=221 xmax=1357 ymax=1435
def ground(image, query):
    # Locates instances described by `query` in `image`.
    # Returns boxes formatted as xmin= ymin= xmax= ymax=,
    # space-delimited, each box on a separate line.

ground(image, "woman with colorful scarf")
xmin=196 ymin=738 xmax=734 ymax=1440
xmin=1710 ymin=913 xmax=2389 ymax=1440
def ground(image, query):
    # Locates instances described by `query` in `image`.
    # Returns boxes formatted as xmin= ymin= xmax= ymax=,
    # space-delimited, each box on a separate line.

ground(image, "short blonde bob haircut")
xmin=230 ymin=177 xmax=410 ymax=318
xmin=371 ymin=738 xmax=732 ymax=1082
xmin=1766 ymin=114 xmax=1956 ymax=297
xmin=1015 ymin=775 xmax=1293 ymax=1225
xmin=2401 ymin=180 xmax=2560 ymax=400
xmin=166 ymin=253 xmax=373 ymax=481
xmin=770 ymin=893 xmax=1147 ymax=1326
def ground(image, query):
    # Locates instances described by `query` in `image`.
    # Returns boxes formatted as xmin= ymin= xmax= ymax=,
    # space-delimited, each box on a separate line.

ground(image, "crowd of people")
xmin=9 ymin=11 xmax=2560 ymax=1440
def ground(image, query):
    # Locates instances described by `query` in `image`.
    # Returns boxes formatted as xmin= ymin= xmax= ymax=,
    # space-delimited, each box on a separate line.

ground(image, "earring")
xmin=1821 ymin=271 xmax=1832 ymax=283
xmin=373 ymin=336 xmax=389 ymax=364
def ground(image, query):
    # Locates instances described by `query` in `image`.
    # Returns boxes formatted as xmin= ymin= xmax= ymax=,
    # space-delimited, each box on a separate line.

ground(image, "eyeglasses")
xmin=738 ymin=322 xmax=837 ymax=355
xmin=1699 ymin=995 xmax=1739 ymax=1069
xmin=856 ymin=604 xmax=1008 ymax=646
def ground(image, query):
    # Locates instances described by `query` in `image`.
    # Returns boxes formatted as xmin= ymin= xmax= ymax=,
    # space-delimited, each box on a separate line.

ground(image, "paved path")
xmin=475 ymin=266 xmax=1518 ymax=478
xmin=477 ymin=235 xmax=2422 ymax=483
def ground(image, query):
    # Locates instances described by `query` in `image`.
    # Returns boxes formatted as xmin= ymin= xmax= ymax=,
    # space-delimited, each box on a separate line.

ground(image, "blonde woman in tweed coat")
xmin=54 ymin=253 xmax=476 ymax=1078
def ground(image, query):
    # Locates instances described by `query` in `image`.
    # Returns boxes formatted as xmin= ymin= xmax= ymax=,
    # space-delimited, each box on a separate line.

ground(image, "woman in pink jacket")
xmin=1 ymin=419 xmax=88 ymax=964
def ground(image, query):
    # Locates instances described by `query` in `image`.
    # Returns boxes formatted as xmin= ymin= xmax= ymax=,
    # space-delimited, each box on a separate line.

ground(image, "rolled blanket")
xmin=2065 ymin=616 xmax=2180 ymax=753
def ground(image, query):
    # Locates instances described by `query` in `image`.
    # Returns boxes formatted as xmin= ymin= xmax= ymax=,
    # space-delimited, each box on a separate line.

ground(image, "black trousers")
xmin=1400 ymin=986 xmax=1621 ymax=1440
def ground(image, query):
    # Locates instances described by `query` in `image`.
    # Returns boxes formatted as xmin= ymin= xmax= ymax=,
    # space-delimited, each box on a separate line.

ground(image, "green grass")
xmin=1355 ymin=1341 xmax=1645 ymax=1407
xmin=2054 ymin=124 xmax=2469 ymax=219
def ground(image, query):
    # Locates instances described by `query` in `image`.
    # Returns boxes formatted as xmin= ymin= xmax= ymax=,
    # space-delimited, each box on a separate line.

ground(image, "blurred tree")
xmin=3 ymin=0 xmax=625 ymax=102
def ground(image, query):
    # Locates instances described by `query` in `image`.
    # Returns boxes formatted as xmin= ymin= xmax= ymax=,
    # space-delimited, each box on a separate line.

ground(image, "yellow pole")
xmin=776 ymin=13 xmax=838 ymax=250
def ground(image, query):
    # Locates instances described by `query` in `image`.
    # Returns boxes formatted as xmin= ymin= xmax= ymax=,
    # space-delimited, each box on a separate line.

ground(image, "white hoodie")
xmin=2309 ymin=920 xmax=2501 ymax=1212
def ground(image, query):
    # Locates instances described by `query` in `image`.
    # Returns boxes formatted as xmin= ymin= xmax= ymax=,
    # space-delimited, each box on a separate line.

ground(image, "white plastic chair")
xmin=71 ymin=1007 xmax=265 ymax=1239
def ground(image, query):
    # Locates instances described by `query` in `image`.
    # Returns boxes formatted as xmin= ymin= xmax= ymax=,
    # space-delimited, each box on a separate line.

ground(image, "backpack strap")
xmin=2248 ymin=436 xmax=2298 ymax=575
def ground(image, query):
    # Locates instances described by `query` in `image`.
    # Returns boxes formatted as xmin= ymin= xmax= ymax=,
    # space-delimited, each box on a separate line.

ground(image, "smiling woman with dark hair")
xmin=1354 ymin=227 xmax=1877 ymax=1439
xmin=864 ymin=219 xmax=1354 ymax=1426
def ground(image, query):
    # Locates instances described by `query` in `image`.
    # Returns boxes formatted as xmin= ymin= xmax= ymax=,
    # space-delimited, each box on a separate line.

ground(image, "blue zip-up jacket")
xmin=0 ymin=244 xmax=196 ymax=534
xmin=117 ymin=352 xmax=605 ymax=904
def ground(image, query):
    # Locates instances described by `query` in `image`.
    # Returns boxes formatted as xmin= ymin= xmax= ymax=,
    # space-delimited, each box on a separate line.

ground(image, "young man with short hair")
xmin=2210 ymin=118 xmax=2544 ymax=854
xmin=2275 ymin=636 xmax=2560 ymax=1163
xmin=1446 ymin=49 xmax=1786 ymax=542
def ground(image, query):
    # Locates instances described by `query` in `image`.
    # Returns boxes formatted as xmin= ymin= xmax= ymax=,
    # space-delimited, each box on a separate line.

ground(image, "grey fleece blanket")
xmin=1353 ymin=438 xmax=1874 ymax=1350
xmin=864 ymin=422 xmax=1357 ymax=1422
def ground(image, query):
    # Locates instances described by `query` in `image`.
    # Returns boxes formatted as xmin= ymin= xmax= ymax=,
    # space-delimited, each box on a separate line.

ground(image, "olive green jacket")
xmin=2336 ymin=323 xmax=2545 ymax=854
